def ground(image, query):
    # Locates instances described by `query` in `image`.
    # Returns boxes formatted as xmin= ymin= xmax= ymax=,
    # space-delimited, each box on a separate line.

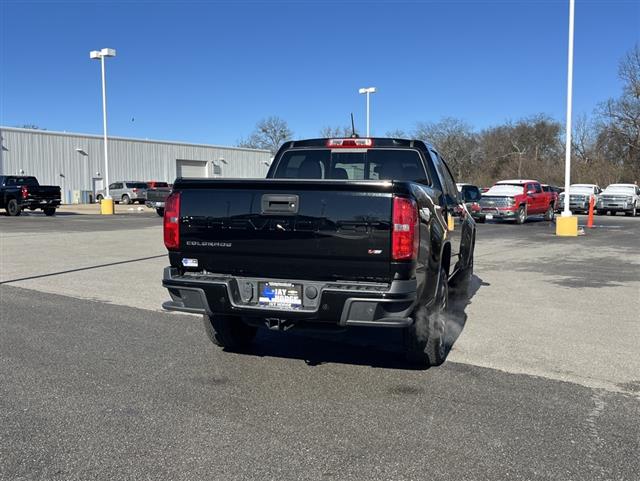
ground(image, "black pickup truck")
xmin=145 ymin=182 xmax=171 ymax=216
xmin=0 ymin=175 xmax=61 ymax=216
xmin=162 ymin=137 xmax=476 ymax=366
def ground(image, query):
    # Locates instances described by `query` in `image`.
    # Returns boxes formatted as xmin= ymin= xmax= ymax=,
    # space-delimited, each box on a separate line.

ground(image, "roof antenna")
xmin=350 ymin=113 xmax=359 ymax=138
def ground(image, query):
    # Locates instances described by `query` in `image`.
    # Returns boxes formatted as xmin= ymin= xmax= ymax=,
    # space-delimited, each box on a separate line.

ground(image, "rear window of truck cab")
xmin=273 ymin=148 xmax=429 ymax=182
xmin=4 ymin=176 xmax=39 ymax=186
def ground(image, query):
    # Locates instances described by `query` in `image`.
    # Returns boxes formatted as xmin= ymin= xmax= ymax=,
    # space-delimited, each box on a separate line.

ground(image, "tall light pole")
xmin=358 ymin=87 xmax=376 ymax=137
xmin=90 ymin=48 xmax=116 ymax=210
xmin=562 ymin=0 xmax=574 ymax=217
xmin=557 ymin=0 xmax=578 ymax=236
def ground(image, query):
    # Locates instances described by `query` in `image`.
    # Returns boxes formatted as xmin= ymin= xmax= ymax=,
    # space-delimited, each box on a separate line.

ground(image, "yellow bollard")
xmin=555 ymin=215 xmax=577 ymax=236
xmin=447 ymin=215 xmax=455 ymax=231
xmin=100 ymin=198 xmax=115 ymax=215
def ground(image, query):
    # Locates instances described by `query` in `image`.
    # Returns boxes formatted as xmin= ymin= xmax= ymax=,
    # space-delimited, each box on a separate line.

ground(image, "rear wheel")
xmin=156 ymin=208 xmax=164 ymax=217
xmin=43 ymin=207 xmax=56 ymax=216
xmin=597 ymin=210 xmax=606 ymax=215
xmin=121 ymin=194 xmax=131 ymax=205
xmin=452 ymin=238 xmax=474 ymax=297
xmin=404 ymin=268 xmax=449 ymax=367
xmin=515 ymin=205 xmax=527 ymax=224
xmin=203 ymin=314 xmax=257 ymax=350
xmin=6 ymin=198 xmax=21 ymax=216
xmin=608 ymin=211 xmax=616 ymax=216
xmin=543 ymin=204 xmax=555 ymax=221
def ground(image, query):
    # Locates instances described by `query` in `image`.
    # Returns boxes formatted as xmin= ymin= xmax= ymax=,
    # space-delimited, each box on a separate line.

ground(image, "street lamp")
xmin=556 ymin=0 xmax=578 ymax=236
xmin=358 ymin=87 xmax=376 ymax=137
xmin=90 ymin=48 xmax=116 ymax=213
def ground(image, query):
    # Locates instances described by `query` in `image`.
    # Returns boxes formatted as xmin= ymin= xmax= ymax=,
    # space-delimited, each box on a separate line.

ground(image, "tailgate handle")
xmin=261 ymin=194 xmax=299 ymax=215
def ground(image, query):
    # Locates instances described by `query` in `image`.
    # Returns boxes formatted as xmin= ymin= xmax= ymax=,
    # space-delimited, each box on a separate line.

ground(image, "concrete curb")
xmin=56 ymin=204 xmax=154 ymax=215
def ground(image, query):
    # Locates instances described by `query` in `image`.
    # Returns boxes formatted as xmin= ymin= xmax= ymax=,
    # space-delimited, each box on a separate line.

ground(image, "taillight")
xmin=392 ymin=196 xmax=419 ymax=260
xmin=132 ymin=188 xmax=138 ymax=192
xmin=21 ymin=186 xmax=28 ymax=199
xmin=163 ymin=192 xmax=181 ymax=250
xmin=326 ymin=138 xmax=373 ymax=148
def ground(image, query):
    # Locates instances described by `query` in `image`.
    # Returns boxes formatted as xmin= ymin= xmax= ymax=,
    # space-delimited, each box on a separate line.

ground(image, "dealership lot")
xmin=1 ymin=213 xmax=639 ymax=480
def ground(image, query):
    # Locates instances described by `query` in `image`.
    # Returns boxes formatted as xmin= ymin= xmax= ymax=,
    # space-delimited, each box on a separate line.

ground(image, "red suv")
xmin=478 ymin=179 xmax=555 ymax=224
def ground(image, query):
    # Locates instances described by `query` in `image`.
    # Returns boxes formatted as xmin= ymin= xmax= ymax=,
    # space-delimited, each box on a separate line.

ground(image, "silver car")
xmin=96 ymin=181 xmax=148 ymax=204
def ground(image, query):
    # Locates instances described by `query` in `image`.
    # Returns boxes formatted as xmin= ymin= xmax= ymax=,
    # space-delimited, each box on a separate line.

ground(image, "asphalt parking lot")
xmin=1 ymin=211 xmax=639 ymax=480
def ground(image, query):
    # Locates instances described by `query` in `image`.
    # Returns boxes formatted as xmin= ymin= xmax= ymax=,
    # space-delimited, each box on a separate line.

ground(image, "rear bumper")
xmin=146 ymin=200 xmax=165 ymax=208
xmin=161 ymin=267 xmax=417 ymax=328
xmin=20 ymin=199 xmax=61 ymax=209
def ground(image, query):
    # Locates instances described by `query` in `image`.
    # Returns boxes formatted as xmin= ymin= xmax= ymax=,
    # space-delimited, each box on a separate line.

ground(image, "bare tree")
xmin=597 ymin=44 xmax=640 ymax=181
xmin=237 ymin=116 xmax=293 ymax=154
xmin=385 ymin=129 xmax=409 ymax=138
xmin=413 ymin=117 xmax=478 ymax=179
xmin=319 ymin=126 xmax=356 ymax=138
xmin=572 ymin=114 xmax=595 ymax=164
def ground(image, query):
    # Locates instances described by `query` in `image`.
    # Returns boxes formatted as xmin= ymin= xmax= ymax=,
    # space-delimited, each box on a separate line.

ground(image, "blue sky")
xmin=1 ymin=0 xmax=638 ymax=145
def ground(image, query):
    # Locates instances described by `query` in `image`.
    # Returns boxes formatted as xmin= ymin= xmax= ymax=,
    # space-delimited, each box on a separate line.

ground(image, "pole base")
xmin=100 ymin=198 xmax=115 ymax=215
xmin=556 ymin=215 xmax=578 ymax=236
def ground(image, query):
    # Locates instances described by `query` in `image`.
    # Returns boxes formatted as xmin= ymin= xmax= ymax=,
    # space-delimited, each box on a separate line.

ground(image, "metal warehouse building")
xmin=0 ymin=127 xmax=271 ymax=202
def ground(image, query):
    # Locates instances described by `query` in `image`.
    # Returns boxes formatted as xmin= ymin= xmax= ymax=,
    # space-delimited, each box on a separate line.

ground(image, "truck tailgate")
xmin=176 ymin=180 xmax=393 ymax=282
xmin=29 ymin=186 xmax=61 ymax=201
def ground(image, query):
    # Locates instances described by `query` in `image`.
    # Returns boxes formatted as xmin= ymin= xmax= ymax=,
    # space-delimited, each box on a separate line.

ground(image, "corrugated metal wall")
xmin=0 ymin=127 xmax=271 ymax=198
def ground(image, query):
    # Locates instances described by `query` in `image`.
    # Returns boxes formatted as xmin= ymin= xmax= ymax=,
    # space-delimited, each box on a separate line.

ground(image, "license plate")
xmin=485 ymin=214 xmax=494 ymax=220
xmin=258 ymin=282 xmax=302 ymax=309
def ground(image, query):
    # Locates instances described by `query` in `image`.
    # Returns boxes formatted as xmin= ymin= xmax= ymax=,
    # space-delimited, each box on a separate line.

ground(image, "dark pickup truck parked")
xmin=161 ymin=137 xmax=476 ymax=366
xmin=0 ymin=175 xmax=61 ymax=216
xmin=145 ymin=181 xmax=171 ymax=216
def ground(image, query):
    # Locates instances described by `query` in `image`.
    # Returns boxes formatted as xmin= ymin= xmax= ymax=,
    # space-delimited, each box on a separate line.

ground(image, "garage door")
xmin=176 ymin=160 xmax=208 ymax=178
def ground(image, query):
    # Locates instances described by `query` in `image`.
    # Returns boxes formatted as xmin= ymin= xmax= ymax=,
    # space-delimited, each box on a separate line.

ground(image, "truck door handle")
xmin=261 ymin=194 xmax=299 ymax=215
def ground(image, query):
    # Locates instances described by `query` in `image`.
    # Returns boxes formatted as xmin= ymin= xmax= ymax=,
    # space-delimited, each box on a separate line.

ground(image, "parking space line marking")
xmin=0 ymin=254 xmax=166 ymax=285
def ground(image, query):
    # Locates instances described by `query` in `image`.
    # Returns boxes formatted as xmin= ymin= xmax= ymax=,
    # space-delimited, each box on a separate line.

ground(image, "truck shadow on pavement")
xmin=232 ymin=274 xmax=486 ymax=371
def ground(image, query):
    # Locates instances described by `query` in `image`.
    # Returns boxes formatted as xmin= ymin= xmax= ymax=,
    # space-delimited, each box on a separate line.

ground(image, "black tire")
xmin=543 ymin=204 xmax=555 ymax=221
xmin=608 ymin=211 xmax=616 ymax=216
xmin=597 ymin=210 xmax=606 ymax=215
xmin=156 ymin=208 xmax=164 ymax=217
xmin=404 ymin=268 xmax=449 ymax=367
xmin=6 ymin=198 xmax=21 ymax=216
xmin=476 ymin=216 xmax=486 ymax=224
xmin=121 ymin=194 xmax=131 ymax=205
xmin=43 ymin=207 xmax=56 ymax=216
xmin=452 ymin=236 xmax=475 ymax=297
xmin=626 ymin=205 xmax=637 ymax=217
xmin=203 ymin=314 xmax=257 ymax=350
xmin=515 ymin=205 xmax=527 ymax=224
